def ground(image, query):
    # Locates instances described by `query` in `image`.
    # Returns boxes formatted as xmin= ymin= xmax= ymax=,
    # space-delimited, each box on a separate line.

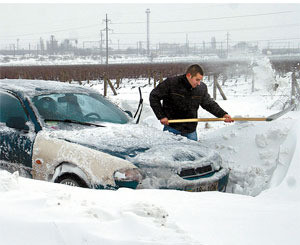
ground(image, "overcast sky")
xmin=1 ymin=2 xmax=300 ymax=50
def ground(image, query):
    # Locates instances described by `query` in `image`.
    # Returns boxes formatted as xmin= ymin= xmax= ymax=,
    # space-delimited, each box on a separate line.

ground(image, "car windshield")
xmin=32 ymin=92 xmax=129 ymax=124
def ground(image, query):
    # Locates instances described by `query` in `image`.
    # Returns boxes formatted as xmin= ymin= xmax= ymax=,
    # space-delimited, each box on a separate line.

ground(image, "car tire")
xmin=55 ymin=174 xmax=88 ymax=188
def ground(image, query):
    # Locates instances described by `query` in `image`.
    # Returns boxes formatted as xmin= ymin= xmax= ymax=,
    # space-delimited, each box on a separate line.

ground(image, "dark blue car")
xmin=0 ymin=79 xmax=229 ymax=191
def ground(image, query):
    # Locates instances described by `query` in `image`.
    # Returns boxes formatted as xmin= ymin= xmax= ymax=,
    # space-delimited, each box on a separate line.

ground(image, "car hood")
xmin=43 ymin=123 xmax=222 ymax=170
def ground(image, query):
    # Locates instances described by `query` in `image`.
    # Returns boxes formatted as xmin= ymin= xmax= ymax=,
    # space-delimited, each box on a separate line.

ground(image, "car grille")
xmin=178 ymin=165 xmax=213 ymax=179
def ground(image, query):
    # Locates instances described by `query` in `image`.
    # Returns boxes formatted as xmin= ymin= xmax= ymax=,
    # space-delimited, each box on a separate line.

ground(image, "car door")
xmin=0 ymin=91 xmax=36 ymax=178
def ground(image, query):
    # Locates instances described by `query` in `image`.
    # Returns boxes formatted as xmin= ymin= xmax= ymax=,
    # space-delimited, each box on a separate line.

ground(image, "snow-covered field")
xmin=0 ymin=54 xmax=218 ymax=66
xmin=1 ymin=56 xmax=300 ymax=245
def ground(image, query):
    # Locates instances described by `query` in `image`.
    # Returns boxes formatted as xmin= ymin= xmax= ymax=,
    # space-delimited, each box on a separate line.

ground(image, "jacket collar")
xmin=181 ymin=74 xmax=193 ymax=90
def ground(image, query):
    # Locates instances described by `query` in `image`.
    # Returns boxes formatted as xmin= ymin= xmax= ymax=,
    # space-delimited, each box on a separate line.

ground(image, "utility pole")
xmin=220 ymin=42 xmax=223 ymax=57
xmin=185 ymin=33 xmax=189 ymax=56
xmin=145 ymin=8 xmax=150 ymax=57
xmin=101 ymin=14 xmax=115 ymax=97
xmin=11 ymin=44 xmax=16 ymax=56
xmin=100 ymin=30 xmax=103 ymax=64
xmin=226 ymin=32 xmax=230 ymax=58
xmin=105 ymin=14 xmax=109 ymax=65
xmin=50 ymin=35 xmax=55 ymax=55
xmin=16 ymin=38 xmax=19 ymax=51
xmin=102 ymin=14 xmax=111 ymax=65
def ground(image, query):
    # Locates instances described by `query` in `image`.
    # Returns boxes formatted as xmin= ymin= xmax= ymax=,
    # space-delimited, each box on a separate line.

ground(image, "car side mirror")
xmin=6 ymin=116 xmax=29 ymax=132
xmin=124 ymin=110 xmax=133 ymax=118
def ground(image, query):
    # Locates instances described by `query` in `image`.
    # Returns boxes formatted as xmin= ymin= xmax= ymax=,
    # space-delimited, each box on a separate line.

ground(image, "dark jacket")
xmin=149 ymin=74 xmax=227 ymax=134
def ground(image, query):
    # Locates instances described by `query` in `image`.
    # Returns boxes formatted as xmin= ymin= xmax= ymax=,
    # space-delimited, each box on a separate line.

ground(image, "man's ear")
xmin=186 ymin=73 xmax=191 ymax=79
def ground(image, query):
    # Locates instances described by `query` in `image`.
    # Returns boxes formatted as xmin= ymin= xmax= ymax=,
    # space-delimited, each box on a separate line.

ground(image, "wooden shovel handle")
xmin=168 ymin=117 xmax=267 ymax=123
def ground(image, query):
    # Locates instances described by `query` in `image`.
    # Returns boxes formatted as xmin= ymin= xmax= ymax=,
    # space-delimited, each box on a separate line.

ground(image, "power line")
xmin=153 ymin=11 xmax=294 ymax=24
xmin=13 ymin=27 xmax=297 ymax=43
xmin=109 ymin=36 xmax=300 ymax=46
xmin=110 ymin=10 xmax=293 ymax=25
xmin=2 ymin=10 xmax=295 ymax=39
xmin=111 ymin=22 xmax=300 ymax=35
xmin=5 ymin=24 xmax=99 ymax=38
xmin=112 ymin=32 xmax=145 ymax=35
xmin=155 ymin=23 xmax=300 ymax=34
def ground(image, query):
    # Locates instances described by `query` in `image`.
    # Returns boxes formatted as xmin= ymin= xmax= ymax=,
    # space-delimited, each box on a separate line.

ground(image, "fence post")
xmin=252 ymin=73 xmax=255 ymax=92
xmin=222 ymin=74 xmax=227 ymax=86
xmin=213 ymin=74 xmax=217 ymax=100
xmin=107 ymin=78 xmax=117 ymax=95
xmin=104 ymin=77 xmax=107 ymax=97
xmin=292 ymin=71 xmax=300 ymax=95
xmin=291 ymin=71 xmax=299 ymax=105
xmin=116 ymin=77 xmax=120 ymax=89
xmin=148 ymin=70 xmax=151 ymax=85
xmin=216 ymin=80 xmax=227 ymax=100
xmin=160 ymin=73 xmax=163 ymax=83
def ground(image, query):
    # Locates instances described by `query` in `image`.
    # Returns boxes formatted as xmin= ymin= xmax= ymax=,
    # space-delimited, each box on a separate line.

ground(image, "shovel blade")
xmin=266 ymin=104 xmax=296 ymax=121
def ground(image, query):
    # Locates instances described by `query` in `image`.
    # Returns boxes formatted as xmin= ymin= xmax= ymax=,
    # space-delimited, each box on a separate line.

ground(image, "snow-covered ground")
xmin=0 ymin=54 xmax=219 ymax=66
xmin=1 ymin=56 xmax=300 ymax=244
xmin=1 ymin=53 xmax=298 ymax=67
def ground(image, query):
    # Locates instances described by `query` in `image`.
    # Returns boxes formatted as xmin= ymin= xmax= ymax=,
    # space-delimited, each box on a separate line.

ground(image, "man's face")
xmin=186 ymin=73 xmax=203 ymax=88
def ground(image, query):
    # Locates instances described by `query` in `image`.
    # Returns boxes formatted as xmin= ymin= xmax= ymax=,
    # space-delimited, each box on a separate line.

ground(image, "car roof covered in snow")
xmin=0 ymin=79 xmax=90 ymax=97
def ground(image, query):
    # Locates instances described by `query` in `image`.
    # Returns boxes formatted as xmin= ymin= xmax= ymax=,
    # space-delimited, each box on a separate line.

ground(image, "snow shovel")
xmin=168 ymin=104 xmax=296 ymax=123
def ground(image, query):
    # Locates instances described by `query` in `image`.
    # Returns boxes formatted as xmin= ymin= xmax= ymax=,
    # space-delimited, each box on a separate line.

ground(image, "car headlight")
xmin=114 ymin=168 xmax=144 ymax=183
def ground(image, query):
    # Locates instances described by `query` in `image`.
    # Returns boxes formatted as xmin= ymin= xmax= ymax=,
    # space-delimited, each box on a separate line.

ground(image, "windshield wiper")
xmin=44 ymin=119 xmax=105 ymax=127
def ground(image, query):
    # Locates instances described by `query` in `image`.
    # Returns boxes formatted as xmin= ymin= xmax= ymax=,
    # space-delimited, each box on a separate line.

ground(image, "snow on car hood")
xmin=43 ymin=122 xmax=222 ymax=170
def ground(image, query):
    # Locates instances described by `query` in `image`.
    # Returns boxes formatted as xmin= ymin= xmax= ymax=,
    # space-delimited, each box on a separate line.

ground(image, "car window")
xmin=0 ymin=91 xmax=28 ymax=124
xmin=76 ymin=93 xmax=129 ymax=124
xmin=32 ymin=93 xmax=129 ymax=124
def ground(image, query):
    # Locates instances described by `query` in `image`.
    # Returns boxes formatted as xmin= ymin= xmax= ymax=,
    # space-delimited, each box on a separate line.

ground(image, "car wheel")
xmin=56 ymin=174 xmax=88 ymax=188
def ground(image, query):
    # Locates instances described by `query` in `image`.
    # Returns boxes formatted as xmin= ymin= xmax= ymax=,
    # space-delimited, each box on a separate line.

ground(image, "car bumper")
xmin=116 ymin=168 xmax=230 ymax=192
xmin=182 ymin=170 xmax=229 ymax=192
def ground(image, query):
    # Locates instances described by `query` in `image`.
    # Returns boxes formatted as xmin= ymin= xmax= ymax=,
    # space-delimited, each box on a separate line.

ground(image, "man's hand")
xmin=223 ymin=114 xmax=234 ymax=123
xmin=160 ymin=117 xmax=169 ymax=125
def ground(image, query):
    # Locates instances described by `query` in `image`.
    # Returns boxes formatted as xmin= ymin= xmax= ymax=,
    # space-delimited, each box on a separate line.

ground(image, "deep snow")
xmin=0 ymin=56 xmax=300 ymax=245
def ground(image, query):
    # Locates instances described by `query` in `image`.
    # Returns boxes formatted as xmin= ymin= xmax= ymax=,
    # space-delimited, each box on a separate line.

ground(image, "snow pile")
xmin=202 ymin=116 xmax=296 ymax=196
xmin=268 ymin=116 xmax=300 ymax=193
xmin=0 ymin=171 xmax=19 ymax=192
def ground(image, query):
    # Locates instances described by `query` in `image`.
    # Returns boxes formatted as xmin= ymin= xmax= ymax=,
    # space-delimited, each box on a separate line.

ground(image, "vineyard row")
xmin=0 ymin=59 xmax=298 ymax=83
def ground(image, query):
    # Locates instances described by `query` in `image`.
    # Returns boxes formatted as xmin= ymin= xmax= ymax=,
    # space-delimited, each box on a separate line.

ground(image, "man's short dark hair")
xmin=186 ymin=64 xmax=204 ymax=77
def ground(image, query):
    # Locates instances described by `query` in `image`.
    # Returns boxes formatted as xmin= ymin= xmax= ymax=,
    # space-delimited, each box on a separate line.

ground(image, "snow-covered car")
xmin=0 ymin=79 xmax=229 ymax=192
